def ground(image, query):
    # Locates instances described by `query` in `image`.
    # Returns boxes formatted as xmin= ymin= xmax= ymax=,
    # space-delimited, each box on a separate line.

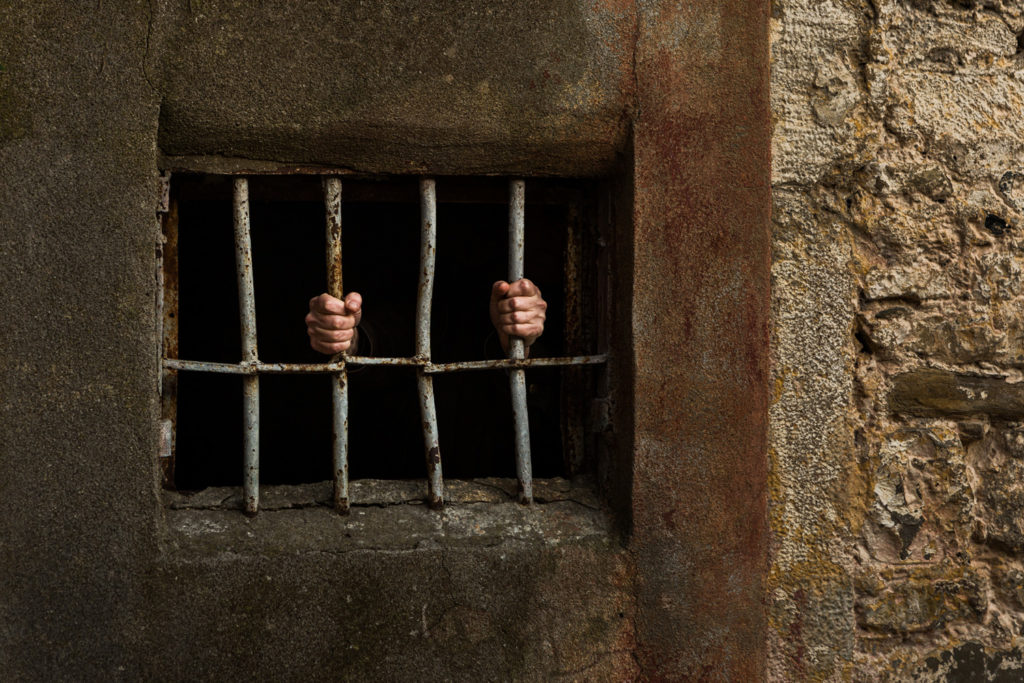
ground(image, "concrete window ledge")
xmin=161 ymin=477 xmax=615 ymax=555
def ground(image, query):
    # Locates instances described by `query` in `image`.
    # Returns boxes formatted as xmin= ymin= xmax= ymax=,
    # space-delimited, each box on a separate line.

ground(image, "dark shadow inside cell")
xmin=172 ymin=176 xmax=575 ymax=490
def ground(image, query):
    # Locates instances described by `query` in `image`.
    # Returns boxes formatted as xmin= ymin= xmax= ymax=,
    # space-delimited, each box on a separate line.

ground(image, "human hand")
xmin=306 ymin=292 xmax=362 ymax=355
xmin=489 ymin=279 xmax=546 ymax=355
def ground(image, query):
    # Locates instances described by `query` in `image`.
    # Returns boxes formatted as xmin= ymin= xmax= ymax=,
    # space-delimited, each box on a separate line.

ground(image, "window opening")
xmin=159 ymin=174 xmax=607 ymax=515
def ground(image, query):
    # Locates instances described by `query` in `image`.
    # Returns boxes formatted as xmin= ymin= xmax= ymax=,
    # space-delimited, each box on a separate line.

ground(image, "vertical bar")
xmin=562 ymin=201 xmax=585 ymax=475
xmin=508 ymin=179 xmax=533 ymax=504
xmin=417 ymin=178 xmax=443 ymax=508
xmin=233 ymin=177 xmax=260 ymax=516
xmin=324 ymin=177 xmax=350 ymax=514
xmin=159 ymin=195 xmax=180 ymax=488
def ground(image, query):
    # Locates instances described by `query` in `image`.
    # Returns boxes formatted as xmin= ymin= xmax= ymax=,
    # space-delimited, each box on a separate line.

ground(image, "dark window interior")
xmin=168 ymin=175 xmax=597 ymax=491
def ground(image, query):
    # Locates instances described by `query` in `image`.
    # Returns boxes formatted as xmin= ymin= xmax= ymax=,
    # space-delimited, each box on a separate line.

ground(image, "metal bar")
xmin=324 ymin=177 xmax=349 ymax=514
xmin=158 ymin=190 xmax=179 ymax=489
xmin=425 ymin=355 xmax=608 ymax=373
xmin=417 ymin=178 xmax=443 ymax=508
xmin=344 ymin=356 xmax=425 ymax=367
xmin=164 ymin=354 xmax=609 ymax=375
xmin=508 ymin=179 xmax=533 ymax=504
xmin=233 ymin=177 xmax=260 ymax=516
xmin=563 ymin=202 xmax=585 ymax=475
xmin=416 ymin=179 xmax=435 ymax=361
xmin=165 ymin=357 xmax=425 ymax=373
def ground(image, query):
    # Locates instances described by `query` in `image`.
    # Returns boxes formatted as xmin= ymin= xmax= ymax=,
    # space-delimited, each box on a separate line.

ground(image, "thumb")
xmin=344 ymin=291 xmax=362 ymax=313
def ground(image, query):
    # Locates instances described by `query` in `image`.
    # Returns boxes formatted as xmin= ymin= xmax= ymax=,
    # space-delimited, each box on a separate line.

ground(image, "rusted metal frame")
xmin=324 ymin=176 xmax=350 ymax=514
xmin=233 ymin=177 xmax=260 ymax=516
xmin=508 ymin=179 xmax=533 ymax=504
xmin=157 ymin=172 xmax=178 ymax=489
xmin=562 ymin=201 xmax=585 ymax=475
xmin=417 ymin=178 xmax=444 ymax=509
xmin=590 ymin=183 xmax=615 ymax=474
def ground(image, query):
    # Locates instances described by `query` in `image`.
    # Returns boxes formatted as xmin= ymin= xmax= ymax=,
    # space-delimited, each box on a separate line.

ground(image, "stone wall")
xmin=771 ymin=0 xmax=1024 ymax=678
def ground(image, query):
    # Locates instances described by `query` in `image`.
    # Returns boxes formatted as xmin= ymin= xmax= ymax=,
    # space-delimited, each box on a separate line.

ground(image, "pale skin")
xmin=306 ymin=278 xmax=547 ymax=356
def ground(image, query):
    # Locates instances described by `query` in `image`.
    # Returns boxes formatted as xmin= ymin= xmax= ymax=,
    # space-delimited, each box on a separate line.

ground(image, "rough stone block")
xmin=864 ymin=263 xmax=953 ymax=302
xmin=862 ymin=305 xmax=1010 ymax=364
xmin=890 ymin=370 xmax=1024 ymax=419
xmin=968 ymin=430 xmax=1024 ymax=554
xmin=861 ymin=427 xmax=972 ymax=564
xmin=856 ymin=567 xmax=987 ymax=633
xmin=912 ymin=643 xmax=1024 ymax=682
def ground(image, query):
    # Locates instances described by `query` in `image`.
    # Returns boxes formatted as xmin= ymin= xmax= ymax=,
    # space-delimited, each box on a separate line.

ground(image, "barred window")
xmin=158 ymin=173 xmax=607 ymax=515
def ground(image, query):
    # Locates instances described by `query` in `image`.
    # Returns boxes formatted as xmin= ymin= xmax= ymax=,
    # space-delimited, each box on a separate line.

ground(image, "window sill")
xmin=160 ymin=477 xmax=615 ymax=555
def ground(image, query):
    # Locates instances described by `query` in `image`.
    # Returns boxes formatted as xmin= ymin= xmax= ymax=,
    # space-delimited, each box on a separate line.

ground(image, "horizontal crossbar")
xmin=163 ymin=354 xmax=608 ymax=375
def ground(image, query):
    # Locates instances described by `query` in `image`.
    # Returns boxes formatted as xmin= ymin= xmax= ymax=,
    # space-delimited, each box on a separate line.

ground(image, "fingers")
xmin=496 ymin=296 xmax=548 ymax=315
xmin=305 ymin=308 xmax=357 ymax=330
xmin=307 ymin=325 xmax=356 ymax=344
xmin=498 ymin=322 xmax=545 ymax=339
xmin=344 ymin=291 xmax=362 ymax=315
xmin=490 ymin=280 xmax=511 ymax=302
xmin=490 ymin=279 xmax=546 ymax=346
xmin=307 ymin=292 xmax=362 ymax=354
xmin=309 ymin=292 xmax=347 ymax=315
xmin=506 ymin=278 xmax=539 ymax=297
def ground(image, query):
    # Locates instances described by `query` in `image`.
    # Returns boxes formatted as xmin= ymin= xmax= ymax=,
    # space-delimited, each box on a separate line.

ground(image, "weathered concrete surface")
xmin=770 ymin=0 xmax=1024 ymax=678
xmin=151 ymin=0 xmax=635 ymax=177
xmin=148 ymin=497 xmax=637 ymax=681
xmin=633 ymin=0 xmax=770 ymax=678
xmin=2 ymin=1 xmax=773 ymax=679
xmin=0 ymin=1 xmax=162 ymax=677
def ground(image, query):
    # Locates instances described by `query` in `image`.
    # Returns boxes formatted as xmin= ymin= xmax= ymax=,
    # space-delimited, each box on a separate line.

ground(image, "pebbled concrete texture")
xmin=2 ymin=0 xmax=773 ymax=679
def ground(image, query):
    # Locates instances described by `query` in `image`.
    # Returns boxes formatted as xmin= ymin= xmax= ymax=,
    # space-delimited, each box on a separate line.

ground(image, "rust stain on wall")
xmin=632 ymin=0 xmax=771 ymax=679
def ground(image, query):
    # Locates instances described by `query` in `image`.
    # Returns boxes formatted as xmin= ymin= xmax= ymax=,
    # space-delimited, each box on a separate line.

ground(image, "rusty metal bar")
xmin=508 ymin=179 xmax=533 ymax=504
xmin=163 ymin=357 xmax=424 ymax=373
xmin=563 ymin=202 xmax=585 ymax=475
xmin=164 ymin=354 xmax=608 ymax=375
xmin=424 ymin=355 xmax=608 ymax=374
xmin=340 ymin=356 xmax=425 ymax=367
xmin=417 ymin=178 xmax=443 ymax=508
xmin=158 ymin=182 xmax=179 ymax=489
xmin=233 ymin=177 xmax=260 ymax=516
xmin=167 ymin=355 xmax=610 ymax=375
xmin=324 ymin=176 xmax=350 ymax=514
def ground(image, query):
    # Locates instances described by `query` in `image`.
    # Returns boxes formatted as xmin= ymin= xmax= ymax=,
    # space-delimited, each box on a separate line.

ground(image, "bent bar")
xmin=233 ymin=177 xmax=260 ymax=516
xmin=508 ymin=179 xmax=533 ymax=504
xmin=417 ymin=179 xmax=444 ymax=508
xmin=324 ymin=177 xmax=350 ymax=514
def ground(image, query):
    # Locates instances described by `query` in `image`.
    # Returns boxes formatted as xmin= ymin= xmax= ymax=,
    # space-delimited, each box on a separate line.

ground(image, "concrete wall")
xmin=1 ymin=1 xmax=770 ymax=680
xmin=770 ymin=0 xmax=1024 ymax=678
